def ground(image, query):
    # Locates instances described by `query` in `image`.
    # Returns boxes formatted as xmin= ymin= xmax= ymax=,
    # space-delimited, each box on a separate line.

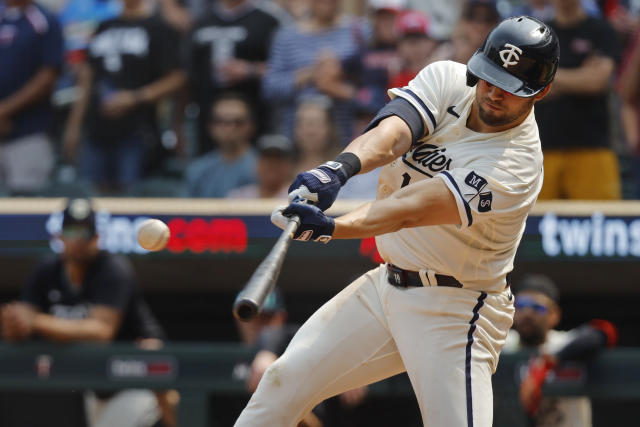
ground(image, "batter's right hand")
xmin=288 ymin=161 xmax=349 ymax=211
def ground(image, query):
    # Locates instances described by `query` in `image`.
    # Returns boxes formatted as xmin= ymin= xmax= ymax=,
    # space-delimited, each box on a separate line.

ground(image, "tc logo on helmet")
xmin=499 ymin=43 xmax=522 ymax=68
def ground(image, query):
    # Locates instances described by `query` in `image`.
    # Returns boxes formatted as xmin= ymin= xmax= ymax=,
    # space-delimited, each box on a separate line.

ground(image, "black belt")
xmin=386 ymin=264 xmax=463 ymax=288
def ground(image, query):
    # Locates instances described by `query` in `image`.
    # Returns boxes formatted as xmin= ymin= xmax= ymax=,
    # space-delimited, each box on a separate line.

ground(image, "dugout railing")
xmin=0 ymin=343 xmax=638 ymax=426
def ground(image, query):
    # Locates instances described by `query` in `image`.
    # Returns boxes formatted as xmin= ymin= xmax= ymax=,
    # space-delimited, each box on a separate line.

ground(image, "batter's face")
xmin=513 ymin=291 xmax=560 ymax=347
xmin=472 ymin=80 xmax=551 ymax=132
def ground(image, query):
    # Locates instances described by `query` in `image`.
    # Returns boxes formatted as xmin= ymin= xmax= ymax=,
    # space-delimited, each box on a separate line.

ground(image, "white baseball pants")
xmin=235 ymin=265 xmax=514 ymax=426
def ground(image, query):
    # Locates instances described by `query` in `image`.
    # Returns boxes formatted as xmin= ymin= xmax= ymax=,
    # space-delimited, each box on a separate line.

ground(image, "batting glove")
xmin=288 ymin=161 xmax=348 ymax=211
xmin=271 ymin=200 xmax=335 ymax=243
xmin=288 ymin=153 xmax=361 ymax=211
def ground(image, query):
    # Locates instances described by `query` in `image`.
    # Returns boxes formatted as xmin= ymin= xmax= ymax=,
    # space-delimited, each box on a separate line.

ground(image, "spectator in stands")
xmin=292 ymin=96 xmax=342 ymax=176
xmin=340 ymin=0 xmax=401 ymax=202
xmin=460 ymin=0 xmax=501 ymax=52
xmin=346 ymin=0 xmax=403 ymax=134
xmin=262 ymin=0 xmax=311 ymax=24
xmin=502 ymin=274 xmax=617 ymax=426
xmin=507 ymin=0 xmax=604 ymax=21
xmin=184 ymin=92 xmax=257 ymax=197
xmin=54 ymin=0 xmax=121 ymax=104
xmin=57 ymin=0 xmax=121 ymax=68
xmin=262 ymin=0 xmax=368 ymax=145
xmin=156 ymin=0 xmax=192 ymax=32
xmin=188 ymin=0 xmax=280 ymax=153
xmin=387 ymin=10 xmax=437 ymax=89
xmin=0 ymin=0 xmax=63 ymax=195
xmin=63 ymin=0 xmax=186 ymax=195
xmin=617 ymin=28 xmax=640 ymax=197
xmin=428 ymin=0 xmax=500 ymax=65
xmin=0 ymin=198 xmax=176 ymax=427
xmin=509 ymin=0 xmax=556 ymax=21
xmin=609 ymin=0 xmax=640 ymax=41
xmin=228 ymin=134 xmax=294 ymax=199
xmin=535 ymin=0 xmax=622 ymax=200
xmin=404 ymin=0 xmax=459 ymax=40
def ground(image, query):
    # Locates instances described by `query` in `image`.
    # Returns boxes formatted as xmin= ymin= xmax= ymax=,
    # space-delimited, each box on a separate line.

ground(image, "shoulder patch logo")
xmin=478 ymin=192 xmax=493 ymax=212
xmin=446 ymin=106 xmax=459 ymax=118
xmin=499 ymin=43 xmax=522 ymax=68
xmin=464 ymin=171 xmax=487 ymax=192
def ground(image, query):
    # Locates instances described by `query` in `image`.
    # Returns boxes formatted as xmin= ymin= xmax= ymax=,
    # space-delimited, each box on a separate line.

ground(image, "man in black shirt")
xmin=0 ymin=198 xmax=174 ymax=427
xmin=188 ymin=0 xmax=279 ymax=152
xmin=63 ymin=0 xmax=186 ymax=194
xmin=535 ymin=0 xmax=622 ymax=200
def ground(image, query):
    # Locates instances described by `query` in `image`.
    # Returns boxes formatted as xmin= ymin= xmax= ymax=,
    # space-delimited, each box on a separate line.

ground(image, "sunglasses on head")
xmin=514 ymin=297 xmax=548 ymax=314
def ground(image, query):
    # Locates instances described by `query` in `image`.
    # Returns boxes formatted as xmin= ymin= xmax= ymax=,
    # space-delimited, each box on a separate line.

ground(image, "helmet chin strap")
xmin=466 ymin=72 xmax=479 ymax=88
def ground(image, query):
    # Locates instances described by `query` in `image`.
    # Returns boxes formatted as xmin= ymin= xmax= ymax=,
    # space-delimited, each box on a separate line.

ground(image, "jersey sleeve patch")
xmin=464 ymin=172 xmax=492 ymax=213
xmin=439 ymin=171 xmax=473 ymax=228
xmin=464 ymin=171 xmax=488 ymax=192
xmin=478 ymin=192 xmax=493 ymax=212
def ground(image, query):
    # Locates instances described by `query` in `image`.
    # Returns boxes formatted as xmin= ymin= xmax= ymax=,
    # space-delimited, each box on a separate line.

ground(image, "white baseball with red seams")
xmin=137 ymin=219 xmax=170 ymax=252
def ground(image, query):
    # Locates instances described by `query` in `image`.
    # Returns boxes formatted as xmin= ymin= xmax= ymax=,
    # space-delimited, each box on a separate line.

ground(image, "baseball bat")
xmin=233 ymin=215 xmax=300 ymax=321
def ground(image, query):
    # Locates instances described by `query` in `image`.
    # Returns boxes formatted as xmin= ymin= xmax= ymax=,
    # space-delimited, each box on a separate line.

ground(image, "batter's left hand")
xmin=271 ymin=200 xmax=335 ymax=243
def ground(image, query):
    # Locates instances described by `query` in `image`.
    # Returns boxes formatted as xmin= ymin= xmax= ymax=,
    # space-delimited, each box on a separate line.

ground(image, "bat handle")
xmin=284 ymin=215 xmax=300 ymax=236
xmin=233 ymin=215 xmax=300 ymax=321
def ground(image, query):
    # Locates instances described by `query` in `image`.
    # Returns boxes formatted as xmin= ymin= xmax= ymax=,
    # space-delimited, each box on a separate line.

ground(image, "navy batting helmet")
xmin=466 ymin=16 xmax=559 ymax=97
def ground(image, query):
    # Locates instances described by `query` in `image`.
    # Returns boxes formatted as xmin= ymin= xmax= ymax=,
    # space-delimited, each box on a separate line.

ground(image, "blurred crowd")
xmin=1 ymin=0 xmax=640 ymax=199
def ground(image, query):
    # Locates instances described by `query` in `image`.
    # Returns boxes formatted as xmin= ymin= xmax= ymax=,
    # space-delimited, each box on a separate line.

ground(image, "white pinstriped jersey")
xmin=375 ymin=60 xmax=543 ymax=293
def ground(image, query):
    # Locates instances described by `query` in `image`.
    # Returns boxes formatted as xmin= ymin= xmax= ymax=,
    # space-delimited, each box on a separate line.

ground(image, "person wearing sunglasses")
xmin=502 ymin=274 xmax=617 ymax=426
xmin=184 ymin=92 xmax=258 ymax=198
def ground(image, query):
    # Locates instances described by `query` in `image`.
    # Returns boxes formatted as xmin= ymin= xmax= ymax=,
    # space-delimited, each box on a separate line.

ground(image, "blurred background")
xmin=1 ymin=0 xmax=640 ymax=426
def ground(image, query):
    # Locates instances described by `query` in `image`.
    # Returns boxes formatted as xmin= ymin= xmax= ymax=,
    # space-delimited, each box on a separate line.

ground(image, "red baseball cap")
xmin=395 ymin=10 xmax=430 ymax=37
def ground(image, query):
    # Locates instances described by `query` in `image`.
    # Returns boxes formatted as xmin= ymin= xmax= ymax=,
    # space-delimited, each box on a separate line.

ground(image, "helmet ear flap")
xmin=466 ymin=71 xmax=478 ymax=88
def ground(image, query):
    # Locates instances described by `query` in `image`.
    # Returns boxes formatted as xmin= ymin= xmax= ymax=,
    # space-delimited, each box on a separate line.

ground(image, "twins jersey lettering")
xmin=376 ymin=61 xmax=543 ymax=293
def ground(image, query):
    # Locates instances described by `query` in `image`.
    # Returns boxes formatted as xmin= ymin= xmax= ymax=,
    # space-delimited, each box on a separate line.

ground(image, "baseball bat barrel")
xmin=233 ymin=216 xmax=300 ymax=321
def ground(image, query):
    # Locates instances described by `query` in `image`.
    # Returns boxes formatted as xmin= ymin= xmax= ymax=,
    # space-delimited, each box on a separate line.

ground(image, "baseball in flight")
xmin=137 ymin=219 xmax=170 ymax=251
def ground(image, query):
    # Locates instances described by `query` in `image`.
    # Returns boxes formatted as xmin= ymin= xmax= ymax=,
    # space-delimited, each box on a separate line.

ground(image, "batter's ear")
xmin=534 ymin=84 xmax=552 ymax=101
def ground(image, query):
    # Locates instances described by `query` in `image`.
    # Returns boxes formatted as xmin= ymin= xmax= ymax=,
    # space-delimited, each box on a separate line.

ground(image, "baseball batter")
xmin=236 ymin=16 xmax=559 ymax=427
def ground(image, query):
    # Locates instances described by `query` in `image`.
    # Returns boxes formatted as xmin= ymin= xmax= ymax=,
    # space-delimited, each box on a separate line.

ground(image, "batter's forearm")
xmin=341 ymin=116 xmax=412 ymax=174
xmin=333 ymin=178 xmax=460 ymax=239
xmin=333 ymin=201 xmax=404 ymax=239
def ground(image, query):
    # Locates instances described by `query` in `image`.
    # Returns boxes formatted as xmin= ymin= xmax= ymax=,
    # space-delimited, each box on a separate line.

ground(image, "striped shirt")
xmin=262 ymin=17 xmax=369 ymax=145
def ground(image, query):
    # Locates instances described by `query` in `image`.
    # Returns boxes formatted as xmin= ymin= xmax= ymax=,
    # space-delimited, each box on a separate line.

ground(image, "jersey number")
xmin=401 ymin=173 xmax=411 ymax=188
